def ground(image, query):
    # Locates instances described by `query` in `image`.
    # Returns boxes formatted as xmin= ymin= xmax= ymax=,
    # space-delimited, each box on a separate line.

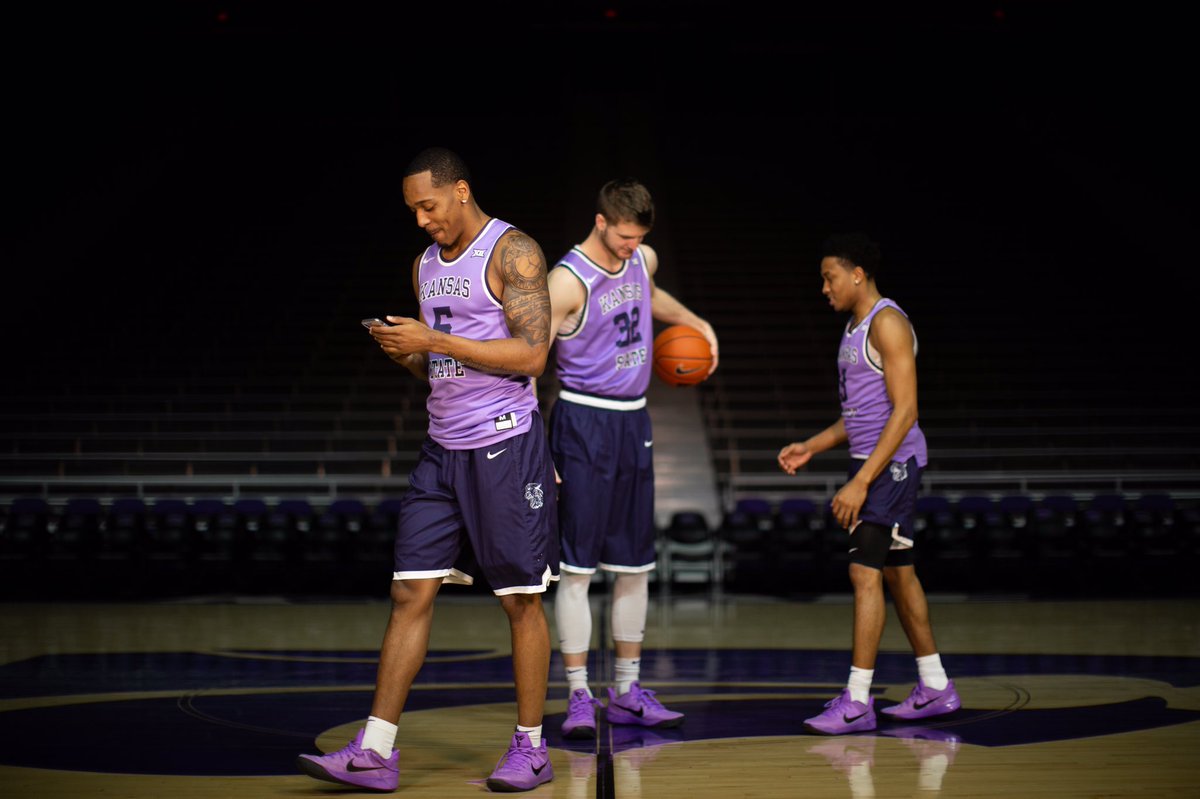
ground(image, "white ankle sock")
xmin=847 ymin=666 xmax=874 ymax=704
xmin=362 ymin=715 xmax=397 ymax=757
xmin=517 ymin=724 xmax=542 ymax=748
xmin=565 ymin=665 xmax=591 ymax=697
xmin=916 ymin=653 xmax=949 ymax=690
xmin=615 ymin=657 xmax=640 ymax=695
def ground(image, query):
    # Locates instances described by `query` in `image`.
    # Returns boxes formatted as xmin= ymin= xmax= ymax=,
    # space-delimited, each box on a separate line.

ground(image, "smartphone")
xmin=361 ymin=318 xmax=389 ymax=329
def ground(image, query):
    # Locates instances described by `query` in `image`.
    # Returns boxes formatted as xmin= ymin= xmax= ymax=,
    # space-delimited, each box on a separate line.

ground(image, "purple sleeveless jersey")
xmin=839 ymin=298 xmax=928 ymax=466
xmin=552 ymin=246 xmax=653 ymax=399
xmin=418 ymin=218 xmax=537 ymax=450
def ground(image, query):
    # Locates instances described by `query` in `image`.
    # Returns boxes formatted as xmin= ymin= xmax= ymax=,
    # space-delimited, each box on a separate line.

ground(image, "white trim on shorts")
xmin=393 ymin=567 xmax=474 ymax=585
xmin=598 ymin=561 xmax=657 ymax=573
xmin=560 ymin=562 xmax=597 ymax=575
xmin=559 ymin=388 xmax=646 ymax=411
xmin=492 ymin=565 xmax=560 ymax=596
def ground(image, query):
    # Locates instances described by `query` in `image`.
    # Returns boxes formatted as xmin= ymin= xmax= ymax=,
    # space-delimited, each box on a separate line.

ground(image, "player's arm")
xmin=370 ymin=254 xmax=429 ymax=380
xmin=643 ymin=244 xmax=719 ymax=374
xmin=372 ymin=230 xmax=551 ymax=377
xmin=830 ymin=308 xmax=919 ymax=527
xmin=778 ymin=418 xmax=848 ymax=474
xmin=548 ymin=264 xmax=587 ymax=339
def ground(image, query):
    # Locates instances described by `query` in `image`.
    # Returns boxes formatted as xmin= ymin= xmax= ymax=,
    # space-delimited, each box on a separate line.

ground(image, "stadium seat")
xmin=660 ymin=510 xmax=721 ymax=586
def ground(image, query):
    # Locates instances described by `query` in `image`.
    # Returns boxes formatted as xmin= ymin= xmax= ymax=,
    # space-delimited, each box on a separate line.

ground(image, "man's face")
xmin=598 ymin=217 xmax=650 ymax=261
xmin=403 ymin=171 xmax=461 ymax=246
xmin=820 ymin=256 xmax=859 ymax=312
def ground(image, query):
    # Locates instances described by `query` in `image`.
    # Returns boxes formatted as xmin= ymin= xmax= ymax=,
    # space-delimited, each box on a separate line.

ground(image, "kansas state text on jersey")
xmin=418 ymin=218 xmax=538 ymax=449
xmin=552 ymin=246 xmax=653 ymax=400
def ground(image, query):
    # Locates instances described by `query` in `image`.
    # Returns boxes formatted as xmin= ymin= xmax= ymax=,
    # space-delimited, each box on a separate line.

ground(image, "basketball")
xmin=653 ymin=324 xmax=712 ymax=387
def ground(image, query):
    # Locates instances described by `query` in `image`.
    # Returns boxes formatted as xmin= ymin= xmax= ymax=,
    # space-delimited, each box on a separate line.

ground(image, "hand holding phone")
xmin=361 ymin=318 xmax=389 ymax=329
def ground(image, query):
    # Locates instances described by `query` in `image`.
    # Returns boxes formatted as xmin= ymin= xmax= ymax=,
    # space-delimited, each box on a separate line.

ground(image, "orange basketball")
xmin=653 ymin=325 xmax=712 ymax=387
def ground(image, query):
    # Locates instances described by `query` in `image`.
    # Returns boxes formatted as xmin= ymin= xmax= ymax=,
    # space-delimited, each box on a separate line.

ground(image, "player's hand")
xmin=371 ymin=316 xmax=433 ymax=359
xmin=831 ymin=479 xmax=868 ymax=529
xmin=778 ymin=442 xmax=813 ymax=474
xmin=696 ymin=320 xmax=719 ymax=375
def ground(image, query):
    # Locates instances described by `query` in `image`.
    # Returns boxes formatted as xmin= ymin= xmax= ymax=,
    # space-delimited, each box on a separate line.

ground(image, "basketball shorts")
xmin=549 ymin=395 xmax=656 ymax=573
xmin=394 ymin=418 xmax=559 ymax=595
xmin=846 ymin=455 xmax=923 ymax=569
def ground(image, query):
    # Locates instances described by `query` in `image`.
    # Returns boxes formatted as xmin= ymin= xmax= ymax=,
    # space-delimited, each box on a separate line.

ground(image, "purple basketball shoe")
xmin=880 ymin=680 xmax=961 ymax=720
xmin=486 ymin=731 xmax=554 ymax=792
xmin=562 ymin=688 xmax=603 ymax=739
xmin=296 ymin=729 xmax=399 ymax=792
xmin=804 ymin=690 xmax=877 ymax=735
xmin=606 ymin=682 xmax=685 ymax=728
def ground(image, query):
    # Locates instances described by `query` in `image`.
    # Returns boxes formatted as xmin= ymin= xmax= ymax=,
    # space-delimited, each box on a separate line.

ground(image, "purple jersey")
xmin=839 ymin=298 xmax=928 ymax=466
xmin=552 ymin=246 xmax=653 ymax=400
xmin=418 ymin=218 xmax=537 ymax=450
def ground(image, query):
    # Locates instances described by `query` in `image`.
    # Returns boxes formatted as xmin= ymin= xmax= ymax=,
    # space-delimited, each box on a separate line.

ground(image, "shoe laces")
xmin=633 ymin=685 xmax=666 ymax=710
xmin=824 ymin=691 xmax=853 ymax=711
xmin=498 ymin=740 xmax=539 ymax=771
xmin=569 ymin=691 xmax=599 ymax=718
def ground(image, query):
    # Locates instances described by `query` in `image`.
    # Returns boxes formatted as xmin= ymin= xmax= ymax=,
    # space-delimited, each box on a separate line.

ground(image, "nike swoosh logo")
xmin=346 ymin=762 xmax=386 ymax=772
xmin=584 ymin=275 xmax=598 ymax=285
xmin=532 ymin=762 xmax=547 ymax=775
xmin=842 ymin=711 xmax=870 ymax=723
xmin=486 ymin=448 xmax=507 ymax=460
xmin=913 ymin=698 xmax=939 ymax=710
xmin=674 ymin=365 xmax=703 ymax=375
xmin=644 ymin=440 xmax=653 ymax=447
xmin=422 ymin=255 xmax=435 ymax=264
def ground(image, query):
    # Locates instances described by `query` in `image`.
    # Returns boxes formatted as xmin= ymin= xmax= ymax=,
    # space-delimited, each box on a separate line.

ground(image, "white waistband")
xmin=558 ymin=389 xmax=647 ymax=411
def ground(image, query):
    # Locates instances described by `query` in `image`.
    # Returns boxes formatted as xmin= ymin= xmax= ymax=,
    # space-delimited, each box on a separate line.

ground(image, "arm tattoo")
xmin=500 ymin=233 xmax=551 ymax=348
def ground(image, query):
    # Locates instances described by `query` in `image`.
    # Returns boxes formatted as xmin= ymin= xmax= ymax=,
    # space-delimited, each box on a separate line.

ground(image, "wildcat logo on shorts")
xmin=890 ymin=462 xmax=908 ymax=482
xmin=524 ymin=483 xmax=544 ymax=509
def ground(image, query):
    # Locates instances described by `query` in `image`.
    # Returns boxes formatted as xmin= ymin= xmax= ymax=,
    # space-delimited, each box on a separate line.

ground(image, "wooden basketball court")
xmin=2 ymin=590 xmax=1197 ymax=798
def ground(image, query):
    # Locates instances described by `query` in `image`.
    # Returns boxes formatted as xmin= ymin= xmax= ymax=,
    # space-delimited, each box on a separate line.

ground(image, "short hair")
xmin=597 ymin=178 xmax=655 ymax=228
xmin=822 ymin=232 xmax=882 ymax=279
xmin=404 ymin=147 xmax=470 ymax=188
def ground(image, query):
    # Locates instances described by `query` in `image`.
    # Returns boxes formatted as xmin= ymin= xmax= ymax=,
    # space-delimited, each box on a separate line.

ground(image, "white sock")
xmin=916 ymin=653 xmax=949 ymax=690
xmin=565 ymin=666 xmax=591 ymax=697
xmin=361 ymin=715 xmax=397 ymax=757
xmin=847 ymin=666 xmax=874 ymax=705
xmin=517 ymin=724 xmax=542 ymax=748
xmin=615 ymin=657 xmax=640 ymax=695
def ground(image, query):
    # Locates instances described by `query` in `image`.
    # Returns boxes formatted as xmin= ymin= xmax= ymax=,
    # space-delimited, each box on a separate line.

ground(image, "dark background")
xmin=5 ymin=0 xmax=1195 ymax=389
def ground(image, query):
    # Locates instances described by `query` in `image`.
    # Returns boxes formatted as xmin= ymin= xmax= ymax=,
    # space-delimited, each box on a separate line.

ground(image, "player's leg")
xmin=462 ymin=422 xmax=558 ymax=792
xmin=884 ymin=563 xmax=936 ymax=657
xmin=369 ymin=577 xmax=443 ymax=722
xmin=604 ymin=569 xmax=684 ymax=729
xmin=297 ymin=439 xmax=461 ymax=791
xmin=881 ymin=562 xmax=960 ymax=719
xmin=500 ymin=591 xmax=553 ymax=728
xmin=877 ymin=458 xmax=960 ymax=720
xmin=555 ymin=571 xmax=603 ymax=738
xmin=549 ymin=399 xmax=614 ymax=737
xmin=603 ymin=408 xmax=683 ymax=728
xmin=804 ymin=511 xmax=895 ymax=735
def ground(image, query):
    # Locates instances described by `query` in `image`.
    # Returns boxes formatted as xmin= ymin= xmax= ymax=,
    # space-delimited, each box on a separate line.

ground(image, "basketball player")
xmin=546 ymin=178 xmax=718 ymax=739
xmin=297 ymin=147 xmax=559 ymax=792
xmin=778 ymin=233 xmax=959 ymax=735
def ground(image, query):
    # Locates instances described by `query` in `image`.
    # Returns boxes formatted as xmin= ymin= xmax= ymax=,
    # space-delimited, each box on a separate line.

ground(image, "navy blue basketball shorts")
xmin=846 ymin=455 xmax=923 ymax=570
xmin=395 ymin=419 xmax=560 ymax=595
xmin=549 ymin=396 xmax=656 ymax=574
